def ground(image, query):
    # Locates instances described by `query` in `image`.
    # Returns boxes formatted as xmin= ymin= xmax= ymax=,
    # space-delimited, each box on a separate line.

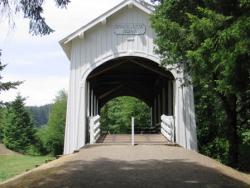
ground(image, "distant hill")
xmin=26 ymin=104 xmax=52 ymax=127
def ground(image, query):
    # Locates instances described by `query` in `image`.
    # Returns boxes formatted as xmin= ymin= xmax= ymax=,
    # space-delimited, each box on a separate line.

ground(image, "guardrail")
xmin=89 ymin=115 xmax=101 ymax=144
xmin=161 ymin=115 xmax=174 ymax=142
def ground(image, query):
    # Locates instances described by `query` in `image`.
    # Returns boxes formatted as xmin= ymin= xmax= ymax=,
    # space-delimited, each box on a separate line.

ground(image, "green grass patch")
xmin=0 ymin=155 xmax=54 ymax=182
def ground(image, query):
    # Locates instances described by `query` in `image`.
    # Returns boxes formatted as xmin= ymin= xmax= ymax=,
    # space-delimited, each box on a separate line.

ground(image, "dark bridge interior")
xmin=87 ymin=56 xmax=174 ymax=126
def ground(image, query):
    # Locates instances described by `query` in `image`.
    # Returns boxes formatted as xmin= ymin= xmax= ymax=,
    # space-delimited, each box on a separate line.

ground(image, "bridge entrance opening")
xmin=100 ymin=96 xmax=152 ymax=134
xmin=86 ymin=56 xmax=175 ymax=145
xmin=97 ymin=96 xmax=167 ymax=144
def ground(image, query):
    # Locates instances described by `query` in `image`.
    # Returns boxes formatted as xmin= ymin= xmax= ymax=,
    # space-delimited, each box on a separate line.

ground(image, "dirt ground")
xmin=0 ymin=144 xmax=19 ymax=156
xmin=0 ymin=145 xmax=250 ymax=188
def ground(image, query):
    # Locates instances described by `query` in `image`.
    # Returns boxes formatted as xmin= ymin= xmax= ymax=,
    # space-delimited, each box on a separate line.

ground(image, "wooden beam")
xmin=127 ymin=59 xmax=172 ymax=79
xmin=88 ymin=61 xmax=126 ymax=79
xmin=98 ymin=84 xmax=124 ymax=99
xmin=99 ymin=88 xmax=152 ymax=108
xmin=162 ymin=87 xmax=166 ymax=115
xmin=86 ymin=81 xmax=90 ymax=117
xmin=153 ymin=97 xmax=157 ymax=126
xmin=168 ymin=81 xmax=173 ymax=115
xmin=90 ymin=90 xmax=94 ymax=116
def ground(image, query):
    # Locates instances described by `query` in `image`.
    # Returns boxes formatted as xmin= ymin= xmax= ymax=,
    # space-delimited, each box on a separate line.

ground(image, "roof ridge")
xmin=135 ymin=0 xmax=155 ymax=10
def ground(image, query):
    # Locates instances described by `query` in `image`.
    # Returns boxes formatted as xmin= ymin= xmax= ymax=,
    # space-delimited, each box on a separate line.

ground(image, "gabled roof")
xmin=59 ymin=0 xmax=154 ymax=60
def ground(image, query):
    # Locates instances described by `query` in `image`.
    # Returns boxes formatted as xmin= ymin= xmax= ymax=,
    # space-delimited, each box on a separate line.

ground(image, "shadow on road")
xmin=1 ymin=157 xmax=249 ymax=188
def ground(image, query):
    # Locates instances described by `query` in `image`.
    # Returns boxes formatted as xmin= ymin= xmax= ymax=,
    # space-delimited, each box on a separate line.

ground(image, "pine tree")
xmin=0 ymin=50 xmax=22 ymax=142
xmin=3 ymin=94 xmax=35 ymax=153
xmin=0 ymin=0 xmax=70 ymax=36
xmin=0 ymin=50 xmax=22 ymax=106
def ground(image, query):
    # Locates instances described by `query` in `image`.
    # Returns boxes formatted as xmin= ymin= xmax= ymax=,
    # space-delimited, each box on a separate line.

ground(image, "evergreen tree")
xmin=0 ymin=50 xmax=22 ymax=105
xmin=0 ymin=49 xmax=21 ymax=143
xmin=3 ymin=94 xmax=35 ymax=153
xmin=151 ymin=0 xmax=250 ymax=167
xmin=0 ymin=0 xmax=70 ymax=36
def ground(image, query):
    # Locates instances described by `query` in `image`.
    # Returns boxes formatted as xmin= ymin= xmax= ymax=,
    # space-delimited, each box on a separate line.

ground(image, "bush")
xmin=200 ymin=138 xmax=229 ymax=164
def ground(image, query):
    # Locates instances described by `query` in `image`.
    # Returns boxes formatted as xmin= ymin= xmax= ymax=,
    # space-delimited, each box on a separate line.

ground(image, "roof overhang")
xmin=59 ymin=0 xmax=154 ymax=60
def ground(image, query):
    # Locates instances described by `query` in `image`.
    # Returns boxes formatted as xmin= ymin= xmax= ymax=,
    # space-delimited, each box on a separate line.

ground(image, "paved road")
xmin=1 ymin=145 xmax=250 ymax=188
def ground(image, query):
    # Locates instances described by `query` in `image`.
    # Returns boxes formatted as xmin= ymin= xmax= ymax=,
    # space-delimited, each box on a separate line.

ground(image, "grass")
xmin=0 ymin=155 xmax=54 ymax=182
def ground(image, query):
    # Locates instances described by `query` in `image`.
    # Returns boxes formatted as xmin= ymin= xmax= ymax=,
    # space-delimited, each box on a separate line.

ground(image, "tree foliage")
xmin=0 ymin=50 xmax=22 ymax=106
xmin=0 ymin=0 xmax=70 ymax=154
xmin=0 ymin=0 xmax=70 ymax=35
xmin=195 ymin=85 xmax=229 ymax=164
xmin=3 ymin=94 xmax=35 ymax=153
xmin=0 ymin=50 xmax=22 ymax=141
xmin=100 ymin=96 xmax=151 ymax=134
xmin=27 ymin=104 xmax=51 ymax=127
xmin=36 ymin=90 xmax=67 ymax=155
xmin=0 ymin=107 xmax=5 ymax=141
xmin=151 ymin=0 xmax=250 ymax=168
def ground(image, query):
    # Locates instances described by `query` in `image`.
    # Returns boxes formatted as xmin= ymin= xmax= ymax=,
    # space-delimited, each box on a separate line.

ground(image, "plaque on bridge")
xmin=113 ymin=24 xmax=146 ymax=35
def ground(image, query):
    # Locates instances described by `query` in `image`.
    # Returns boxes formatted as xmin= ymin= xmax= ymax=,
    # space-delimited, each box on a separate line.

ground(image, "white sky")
xmin=0 ymin=0 xmax=123 ymax=106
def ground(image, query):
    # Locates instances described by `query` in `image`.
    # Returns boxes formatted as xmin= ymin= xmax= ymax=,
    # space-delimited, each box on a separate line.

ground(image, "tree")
xmin=0 ymin=0 xmax=68 ymax=101
xmin=0 ymin=107 xmax=5 ymax=141
xmin=0 ymin=50 xmax=22 ymax=142
xmin=151 ymin=0 xmax=250 ymax=167
xmin=100 ymin=96 xmax=151 ymax=134
xmin=27 ymin=104 xmax=52 ymax=127
xmin=0 ymin=0 xmax=70 ymax=36
xmin=3 ymin=94 xmax=35 ymax=153
xmin=195 ymin=84 xmax=229 ymax=164
xmin=0 ymin=50 xmax=22 ymax=105
xmin=0 ymin=0 xmax=70 ymax=102
xmin=37 ymin=90 xmax=67 ymax=155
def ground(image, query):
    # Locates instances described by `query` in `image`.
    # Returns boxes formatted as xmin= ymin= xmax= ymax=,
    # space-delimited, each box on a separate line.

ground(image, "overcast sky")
xmin=0 ymin=0 xmax=123 ymax=106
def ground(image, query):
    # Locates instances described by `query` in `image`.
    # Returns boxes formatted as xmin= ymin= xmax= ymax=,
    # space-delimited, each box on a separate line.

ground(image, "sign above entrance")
xmin=113 ymin=24 xmax=146 ymax=35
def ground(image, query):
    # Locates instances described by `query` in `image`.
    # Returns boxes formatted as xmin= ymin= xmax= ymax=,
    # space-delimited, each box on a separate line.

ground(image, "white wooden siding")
xmin=63 ymin=5 xmax=197 ymax=154
xmin=71 ymin=6 xmax=156 ymax=70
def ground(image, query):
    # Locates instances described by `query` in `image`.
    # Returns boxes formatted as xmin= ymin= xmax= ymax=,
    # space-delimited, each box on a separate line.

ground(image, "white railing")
xmin=161 ymin=115 xmax=174 ymax=142
xmin=131 ymin=117 xmax=135 ymax=146
xmin=89 ymin=115 xmax=101 ymax=144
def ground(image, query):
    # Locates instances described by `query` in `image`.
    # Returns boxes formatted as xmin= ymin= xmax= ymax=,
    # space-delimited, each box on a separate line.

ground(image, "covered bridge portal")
xmin=87 ymin=56 xmax=174 ymax=120
xmin=60 ymin=0 xmax=197 ymax=155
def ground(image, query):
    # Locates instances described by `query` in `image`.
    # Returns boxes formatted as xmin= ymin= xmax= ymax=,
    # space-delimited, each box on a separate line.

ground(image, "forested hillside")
xmin=26 ymin=105 xmax=51 ymax=127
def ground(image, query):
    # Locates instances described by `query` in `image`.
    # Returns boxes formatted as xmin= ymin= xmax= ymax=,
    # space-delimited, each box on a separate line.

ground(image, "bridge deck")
xmin=97 ymin=134 xmax=170 ymax=144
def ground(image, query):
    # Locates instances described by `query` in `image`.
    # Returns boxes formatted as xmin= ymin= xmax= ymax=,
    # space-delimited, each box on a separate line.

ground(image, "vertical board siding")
xmin=64 ymin=5 xmax=197 ymax=154
xmin=76 ymin=6 xmax=156 ymax=65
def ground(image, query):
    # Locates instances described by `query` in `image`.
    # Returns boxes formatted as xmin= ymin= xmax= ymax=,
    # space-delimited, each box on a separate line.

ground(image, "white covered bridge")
xmin=60 ymin=0 xmax=197 ymax=155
